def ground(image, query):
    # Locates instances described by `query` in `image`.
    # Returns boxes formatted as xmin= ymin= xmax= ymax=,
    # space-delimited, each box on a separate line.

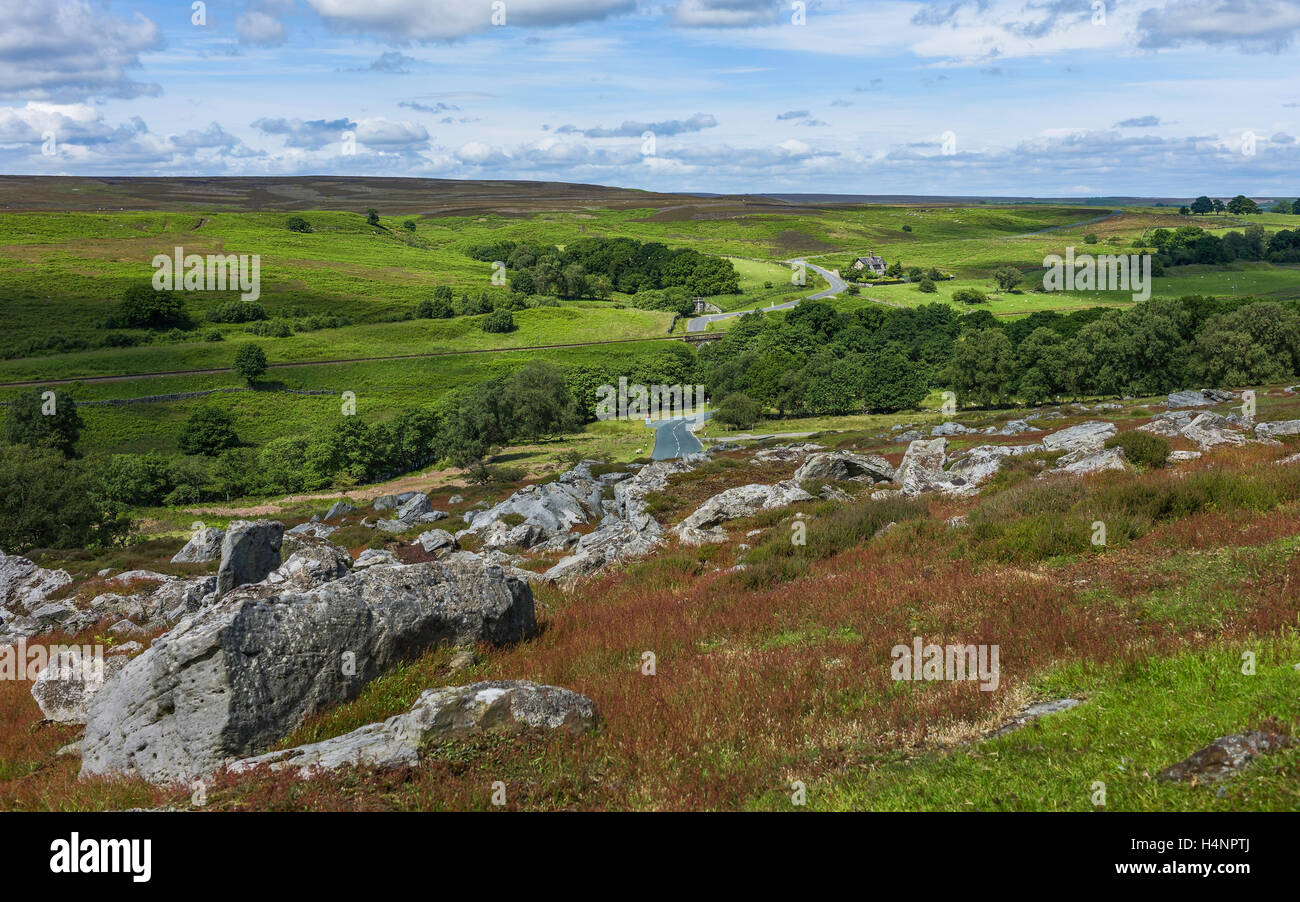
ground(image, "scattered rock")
xmin=1041 ymin=421 xmax=1117 ymax=454
xmin=170 ymin=527 xmax=225 ymax=564
xmin=261 ymin=540 xmax=352 ymax=591
xmin=793 ymin=451 xmax=894 ymax=483
xmin=1181 ymin=412 xmax=1247 ymax=451
xmin=1168 ymin=450 xmax=1202 ymax=463
xmin=448 ymin=648 xmax=478 ymax=671
xmin=353 ymin=548 xmax=399 ymax=569
xmin=31 ymin=650 xmax=128 ymax=724
xmin=324 ymin=501 xmax=356 ymax=521
xmin=674 ymin=480 xmax=814 ymax=545
xmin=1167 ymin=389 xmax=1216 ymax=409
xmin=990 ymin=698 xmax=1082 ymax=737
xmin=1052 ymin=446 xmax=1127 ymax=475
xmin=1157 ymin=731 xmax=1292 ymax=783
xmin=1255 ymin=419 xmax=1300 ymax=440
xmin=215 ymin=520 xmax=284 ymax=598
xmin=229 ymin=681 xmax=597 ymax=778
xmin=750 ymin=443 xmax=823 ymax=463
xmin=80 ymin=554 xmax=539 ymax=783
xmin=0 ymin=552 xmax=72 ymax=617
xmin=416 ymin=529 xmax=458 ymax=555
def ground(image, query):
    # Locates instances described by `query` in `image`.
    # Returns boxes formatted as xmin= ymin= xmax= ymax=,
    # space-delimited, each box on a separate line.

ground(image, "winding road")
xmin=649 ymin=411 xmax=713 ymax=460
xmin=686 ymin=259 xmax=847 ymax=332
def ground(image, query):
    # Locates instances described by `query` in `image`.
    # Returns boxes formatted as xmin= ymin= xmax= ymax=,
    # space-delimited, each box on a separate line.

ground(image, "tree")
xmin=1227 ymin=194 xmax=1262 ymax=216
xmin=98 ymin=452 xmax=172 ymax=506
xmin=287 ymin=216 xmax=313 ymax=233
xmin=1212 ymin=198 xmax=1226 ymax=214
xmin=714 ymin=392 xmax=762 ymax=429
xmin=481 ymin=309 xmax=515 ymax=333
xmin=365 ymin=208 xmax=380 ymax=226
xmin=946 ymin=329 xmax=1016 ymax=407
xmin=1178 ymin=206 xmax=1190 ymax=215
xmin=0 ymin=445 xmax=127 ymax=551
xmin=115 ymin=284 xmax=189 ymax=330
xmin=178 ymin=407 xmax=240 ymax=456
xmin=953 ymin=288 xmax=988 ymax=304
xmin=1190 ymin=196 xmax=1214 ymax=215
xmin=992 ymin=266 xmax=1023 ymax=292
xmin=3 ymin=389 xmax=83 ymax=457
xmin=918 ymin=277 xmax=937 ymax=293
xmin=233 ymin=344 xmax=268 ymax=384
xmin=501 ymin=361 xmax=579 ymax=441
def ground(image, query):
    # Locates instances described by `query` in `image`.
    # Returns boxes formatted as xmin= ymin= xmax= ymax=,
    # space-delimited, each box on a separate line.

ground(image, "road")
xmin=650 ymin=412 xmax=713 ymax=460
xmin=686 ymin=259 xmax=847 ymax=332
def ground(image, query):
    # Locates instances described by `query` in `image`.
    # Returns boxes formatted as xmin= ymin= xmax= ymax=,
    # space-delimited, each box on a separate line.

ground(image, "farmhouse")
xmin=853 ymin=253 xmax=887 ymax=276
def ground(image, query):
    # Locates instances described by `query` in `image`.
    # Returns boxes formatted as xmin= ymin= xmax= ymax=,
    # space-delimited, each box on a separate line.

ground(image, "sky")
xmin=1 ymin=0 xmax=1299 ymax=196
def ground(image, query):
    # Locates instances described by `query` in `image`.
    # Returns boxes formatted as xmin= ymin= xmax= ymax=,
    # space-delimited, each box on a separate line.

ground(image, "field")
xmin=5 ymin=394 xmax=1300 ymax=811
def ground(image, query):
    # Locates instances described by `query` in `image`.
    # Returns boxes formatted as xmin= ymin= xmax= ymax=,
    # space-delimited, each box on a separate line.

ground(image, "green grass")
xmin=810 ymin=642 xmax=1300 ymax=811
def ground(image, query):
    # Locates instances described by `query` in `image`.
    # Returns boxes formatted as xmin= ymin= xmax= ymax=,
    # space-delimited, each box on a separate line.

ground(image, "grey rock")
xmin=1052 ymin=446 xmax=1127 ymax=474
xmin=1167 ymin=389 xmax=1216 ymax=409
xmin=1041 ymin=421 xmax=1117 ymax=454
xmin=0 ymin=552 xmax=72 ymax=614
xmin=372 ymin=495 xmax=399 ymax=511
xmin=31 ymin=650 xmax=128 ymax=724
xmin=229 ymin=681 xmax=596 ymax=778
xmin=1157 ymin=731 xmax=1292 ymax=782
xmin=1255 ymin=419 xmax=1300 ymax=440
xmin=674 ymin=480 xmax=814 ymax=546
xmin=107 ymin=619 xmax=145 ymax=638
xmin=1181 ymin=412 xmax=1246 ymax=451
xmin=750 ymin=442 xmax=824 ymax=463
xmin=416 ymin=529 xmax=458 ymax=554
xmin=998 ymin=419 xmax=1033 ymax=435
xmin=215 ymin=520 xmax=284 ymax=598
xmin=353 ymin=548 xmax=399 ymax=569
xmin=80 ymin=554 xmax=539 ymax=783
xmin=931 ymin=421 xmax=972 ymax=436
xmin=894 ymin=430 xmax=924 ymax=442
xmin=945 ymin=444 xmax=1043 ymax=485
xmin=261 ymin=541 xmax=352 ymax=591
xmin=447 ymin=495 xmax=464 ymax=504
xmin=324 ymin=501 xmax=356 ymax=521
xmin=895 ymin=438 xmax=975 ymax=497
xmin=793 ymin=451 xmax=894 ymax=483
xmin=170 ymin=527 xmax=225 ymax=564
xmin=109 ymin=640 xmax=144 ymax=656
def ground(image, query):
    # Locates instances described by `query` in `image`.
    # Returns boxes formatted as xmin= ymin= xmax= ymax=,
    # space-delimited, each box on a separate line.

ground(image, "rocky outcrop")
xmin=215 ymin=520 xmax=284 ymax=597
xmin=377 ymin=494 xmax=446 ymax=533
xmin=793 ymin=451 xmax=894 ymax=483
xmin=260 ymin=540 xmax=352 ymax=591
xmin=543 ymin=458 xmax=699 ymax=585
xmin=1181 ymin=412 xmax=1247 ymax=451
xmin=31 ymin=649 xmax=128 ymax=725
xmin=1041 ymin=421 xmax=1117 ymax=454
xmin=894 ymin=438 xmax=976 ymax=497
xmin=751 ymin=443 xmax=823 ymax=463
xmin=170 ymin=527 xmax=225 ymax=564
xmin=80 ymin=553 xmax=538 ymax=783
xmin=1052 ymin=446 xmax=1127 ymax=474
xmin=674 ymin=480 xmax=814 ymax=545
xmin=1157 ymin=731 xmax=1292 ymax=782
xmin=1167 ymin=388 xmax=1235 ymax=409
xmin=0 ymin=552 xmax=72 ymax=616
xmin=230 ymin=681 xmax=597 ymax=778
xmin=946 ymin=444 xmax=1043 ymax=484
xmin=1255 ymin=419 xmax=1300 ymax=440
xmin=416 ymin=529 xmax=457 ymax=555
xmin=324 ymin=501 xmax=356 ymax=521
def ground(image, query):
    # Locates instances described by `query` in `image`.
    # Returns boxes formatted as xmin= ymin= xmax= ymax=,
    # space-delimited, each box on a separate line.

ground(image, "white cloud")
xmin=236 ymin=11 xmax=287 ymax=47
xmin=302 ymin=0 xmax=636 ymax=41
xmin=0 ymin=0 xmax=161 ymax=100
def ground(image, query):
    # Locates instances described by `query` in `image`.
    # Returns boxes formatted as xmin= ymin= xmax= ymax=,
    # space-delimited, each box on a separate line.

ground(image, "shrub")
xmin=203 ymin=329 xmax=224 ymax=342
xmin=1105 ymin=431 xmax=1171 ymax=469
xmin=287 ymin=217 xmax=313 ymax=233
xmin=918 ymin=277 xmax=937 ymax=293
xmin=178 ymin=407 xmax=240 ymax=456
xmin=714 ymin=392 xmax=762 ymax=429
xmin=233 ymin=344 xmax=268 ymax=384
xmin=481 ymin=309 xmax=516 ymax=333
xmin=1083 ymin=233 xmax=1099 ymax=244
xmin=953 ymin=287 xmax=988 ymax=304
xmin=208 ymin=300 xmax=267 ymax=323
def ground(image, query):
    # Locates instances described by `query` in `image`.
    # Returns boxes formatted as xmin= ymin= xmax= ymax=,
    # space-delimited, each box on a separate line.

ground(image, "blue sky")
xmin=2 ymin=0 xmax=1299 ymax=196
